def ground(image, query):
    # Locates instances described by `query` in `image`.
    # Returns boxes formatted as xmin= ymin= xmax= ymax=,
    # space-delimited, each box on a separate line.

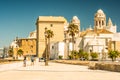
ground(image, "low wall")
xmin=52 ymin=60 xmax=89 ymax=66
xmin=89 ymin=62 xmax=120 ymax=72
xmin=53 ymin=60 xmax=120 ymax=72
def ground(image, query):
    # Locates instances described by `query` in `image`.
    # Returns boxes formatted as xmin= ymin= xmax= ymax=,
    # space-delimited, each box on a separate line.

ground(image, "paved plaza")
xmin=0 ymin=61 xmax=120 ymax=80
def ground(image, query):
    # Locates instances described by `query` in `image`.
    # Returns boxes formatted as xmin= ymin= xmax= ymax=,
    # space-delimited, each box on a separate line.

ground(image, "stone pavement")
xmin=0 ymin=61 xmax=23 ymax=72
xmin=0 ymin=60 xmax=120 ymax=80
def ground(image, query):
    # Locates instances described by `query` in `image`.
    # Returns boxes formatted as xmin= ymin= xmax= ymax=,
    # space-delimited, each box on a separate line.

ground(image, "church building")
xmin=78 ymin=9 xmax=118 ymax=60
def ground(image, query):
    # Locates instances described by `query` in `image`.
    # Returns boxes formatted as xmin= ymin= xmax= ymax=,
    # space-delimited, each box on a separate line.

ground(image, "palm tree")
xmin=8 ymin=48 xmax=13 ymax=57
xmin=67 ymin=23 xmax=79 ymax=50
xmin=46 ymin=29 xmax=54 ymax=59
xmin=17 ymin=49 xmax=23 ymax=57
xmin=45 ymin=28 xmax=54 ymax=65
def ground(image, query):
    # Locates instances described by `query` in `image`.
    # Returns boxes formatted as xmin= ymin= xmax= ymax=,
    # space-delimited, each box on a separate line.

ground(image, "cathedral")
xmin=76 ymin=9 xmax=119 ymax=60
xmin=10 ymin=9 xmax=120 ymax=60
xmin=63 ymin=9 xmax=120 ymax=60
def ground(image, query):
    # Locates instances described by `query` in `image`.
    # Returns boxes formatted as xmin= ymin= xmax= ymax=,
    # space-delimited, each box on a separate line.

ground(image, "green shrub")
xmin=58 ymin=55 xmax=63 ymax=60
xmin=68 ymin=55 xmax=72 ymax=59
xmin=78 ymin=49 xmax=89 ymax=60
xmin=108 ymin=50 xmax=120 ymax=61
xmin=71 ymin=50 xmax=78 ymax=59
xmin=91 ymin=52 xmax=98 ymax=60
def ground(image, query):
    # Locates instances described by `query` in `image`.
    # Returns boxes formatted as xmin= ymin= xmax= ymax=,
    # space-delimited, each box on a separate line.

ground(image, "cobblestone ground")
xmin=0 ymin=61 xmax=120 ymax=80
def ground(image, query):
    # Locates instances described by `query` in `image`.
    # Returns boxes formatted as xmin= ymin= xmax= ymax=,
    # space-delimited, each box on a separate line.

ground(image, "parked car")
xmin=39 ymin=58 xmax=45 ymax=62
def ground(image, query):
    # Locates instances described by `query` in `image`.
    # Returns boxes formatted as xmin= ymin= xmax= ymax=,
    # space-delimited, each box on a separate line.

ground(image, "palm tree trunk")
xmin=48 ymin=38 xmax=50 ymax=60
xmin=72 ymin=36 xmax=74 ymax=51
xmin=45 ymin=36 xmax=48 ymax=66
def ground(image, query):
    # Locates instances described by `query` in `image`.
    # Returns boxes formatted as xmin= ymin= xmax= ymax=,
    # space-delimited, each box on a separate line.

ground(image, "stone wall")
xmin=89 ymin=62 xmax=120 ymax=72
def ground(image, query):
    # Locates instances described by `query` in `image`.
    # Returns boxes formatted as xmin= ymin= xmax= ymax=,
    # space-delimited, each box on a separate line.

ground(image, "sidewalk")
xmin=0 ymin=60 xmax=120 ymax=80
xmin=0 ymin=61 xmax=23 ymax=72
xmin=17 ymin=60 xmax=91 ymax=72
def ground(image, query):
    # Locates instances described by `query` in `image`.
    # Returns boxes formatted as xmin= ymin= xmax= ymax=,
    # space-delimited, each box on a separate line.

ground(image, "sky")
xmin=0 ymin=0 xmax=120 ymax=48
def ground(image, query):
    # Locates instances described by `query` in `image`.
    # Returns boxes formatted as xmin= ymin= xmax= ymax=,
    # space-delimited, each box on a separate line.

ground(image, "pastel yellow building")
xmin=36 ymin=16 xmax=67 ymax=58
xmin=18 ymin=38 xmax=36 ymax=56
xmin=11 ymin=31 xmax=37 ymax=58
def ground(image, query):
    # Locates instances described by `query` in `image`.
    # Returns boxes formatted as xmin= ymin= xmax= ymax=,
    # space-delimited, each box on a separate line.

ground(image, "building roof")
xmin=19 ymin=38 xmax=36 ymax=40
xmin=80 ymin=29 xmax=113 ymax=37
xmin=37 ymin=16 xmax=67 ymax=23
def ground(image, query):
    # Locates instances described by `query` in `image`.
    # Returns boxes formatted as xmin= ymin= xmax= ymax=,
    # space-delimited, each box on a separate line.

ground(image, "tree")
xmin=67 ymin=23 xmax=79 ymax=50
xmin=108 ymin=50 xmax=120 ymax=61
xmin=44 ymin=28 xmax=54 ymax=66
xmin=90 ymin=52 xmax=98 ymax=60
xmin=8 ymin=48 xmax=13 ymax=57
xmin=17 ymin=49 xmax=23 ymax=57
xmin=46 ymin=29 xmax=54 ymax=60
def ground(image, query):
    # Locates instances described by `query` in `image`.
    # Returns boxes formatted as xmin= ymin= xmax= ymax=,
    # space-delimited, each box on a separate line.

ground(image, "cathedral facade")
xmin=78 ymin=9 xmax=118 ymax=60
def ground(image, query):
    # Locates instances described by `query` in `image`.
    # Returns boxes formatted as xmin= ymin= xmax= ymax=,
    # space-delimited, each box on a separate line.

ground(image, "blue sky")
xmin=0 ymin=0 xmax=120 ymax=48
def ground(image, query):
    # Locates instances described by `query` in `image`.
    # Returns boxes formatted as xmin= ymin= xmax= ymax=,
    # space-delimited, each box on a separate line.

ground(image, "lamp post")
xmin=44 ymin=27 xmax=48 ymax=66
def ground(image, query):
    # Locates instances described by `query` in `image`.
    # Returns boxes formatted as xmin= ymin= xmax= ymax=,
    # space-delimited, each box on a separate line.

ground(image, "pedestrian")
xmin=31 ymin=56 xmax=34 ymax=66
xmin=23 ymin=56 xmax=26 ymax=67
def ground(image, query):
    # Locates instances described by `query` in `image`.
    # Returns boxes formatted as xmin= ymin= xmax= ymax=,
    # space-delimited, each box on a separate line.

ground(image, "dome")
xmin=73 ymin=16 xmax=78 ymax=20
xmin=97 ymin=9 xmax=104 ymax=14
xmin=71 ymin=16 xmax=80 ymax=24
xmin=95 ymin=9 xmax=105 ymax=17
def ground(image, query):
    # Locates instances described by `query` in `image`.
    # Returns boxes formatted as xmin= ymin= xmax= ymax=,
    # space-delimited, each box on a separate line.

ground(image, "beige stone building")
xmin=110 ymin=41 xmax=120 ymax=52
xmin=10 ymin=30 xmax=37 ymax=58
xmin=110 ymin=33 xmax=120 ymax=52
xmin=36 ymin=16 xmax=67 ymax=58
xmin=18 ymin=38 xmax=36 ymax=56
xmin=18 ymin=30 xmax=37 ymax=56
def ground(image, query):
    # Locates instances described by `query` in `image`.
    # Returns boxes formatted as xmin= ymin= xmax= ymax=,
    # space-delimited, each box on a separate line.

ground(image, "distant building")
xmin=10 ymin=38 xmax=19 ymax=58
xmin=18 ymin=38 xmax=36 ymax=56
xmin=10 ymin=31 xmax=36 ymax=58
xmin=0 ymin=48 xmax=4 ymax=58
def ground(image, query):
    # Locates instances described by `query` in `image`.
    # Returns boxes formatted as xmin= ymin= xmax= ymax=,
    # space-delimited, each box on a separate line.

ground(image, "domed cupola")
xmin=94 ymin=9 xmax=106 ymax=30
xmin=96 ymin=9 xmax=105 ymax=17
xmin=71 ymin=16 xmax=80 ymax=31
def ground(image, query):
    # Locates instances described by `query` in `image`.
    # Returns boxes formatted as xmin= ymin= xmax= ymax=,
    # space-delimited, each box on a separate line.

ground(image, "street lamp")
xmin=44 ymin=27 xmax=48 ymax=66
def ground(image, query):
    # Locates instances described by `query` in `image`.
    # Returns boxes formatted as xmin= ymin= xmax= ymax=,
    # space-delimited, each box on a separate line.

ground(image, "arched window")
xmin=99 ymin=21 xmax=101 ymax=25
xmin=102 ymin=21 xmax=104 ymax=25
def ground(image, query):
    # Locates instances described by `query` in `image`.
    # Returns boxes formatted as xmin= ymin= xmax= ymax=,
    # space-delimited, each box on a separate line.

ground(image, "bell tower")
xmin=94 ymin=9 xmax=106 ymax=30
